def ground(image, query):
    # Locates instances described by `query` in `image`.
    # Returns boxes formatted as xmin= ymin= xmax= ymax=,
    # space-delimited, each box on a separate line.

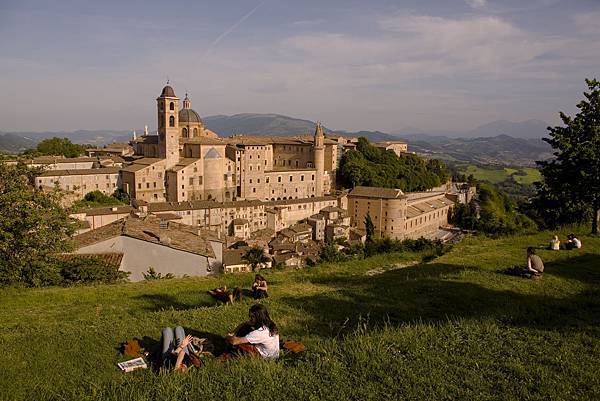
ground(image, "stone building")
xmin=373 ymin=141 xmax=409 ymax=157
xmin=348 ymin=186 xmax=454 ymax=240
xmin=37 ymin=167 xmax=121 ymax=197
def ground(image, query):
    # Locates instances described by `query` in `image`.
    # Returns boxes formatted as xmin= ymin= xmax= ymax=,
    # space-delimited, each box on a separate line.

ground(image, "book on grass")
xmin=118 ymin=357 xmax=147 ymax=372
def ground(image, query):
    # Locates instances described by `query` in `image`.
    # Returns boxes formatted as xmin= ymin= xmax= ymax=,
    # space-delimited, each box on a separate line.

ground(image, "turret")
xmin=314 ymin=122 xmax=325 ymax=196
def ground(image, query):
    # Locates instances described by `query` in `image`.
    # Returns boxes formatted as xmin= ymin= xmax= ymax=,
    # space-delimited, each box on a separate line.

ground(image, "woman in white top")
xmin=226 ymin=304 xmax=280 ymax=360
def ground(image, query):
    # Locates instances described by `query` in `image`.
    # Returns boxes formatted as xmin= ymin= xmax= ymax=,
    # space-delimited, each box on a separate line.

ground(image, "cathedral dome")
xmin=179 ymin=108 xmax=203 ymax=125
xmin=160 ymin=85 xmax=176 ymax=97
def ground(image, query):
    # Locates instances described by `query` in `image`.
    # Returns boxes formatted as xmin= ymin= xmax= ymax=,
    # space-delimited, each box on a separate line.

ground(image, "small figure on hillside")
xmin=525 ymin=247 xmax=544 ymax=279
xmin=549 ymin=235 xmax=561 ymax=251
xmin=208 ymin=286 xmax=242 ymax=304
xmin=252 ymin=274 xmax=269 ymax=299
xmin=159 ymin=326 xmax=200 ymax=372
xmin=226 ymin=304 xmax=280 ymax=360
xmin=565 ymin=234 xmax=582 ymax=250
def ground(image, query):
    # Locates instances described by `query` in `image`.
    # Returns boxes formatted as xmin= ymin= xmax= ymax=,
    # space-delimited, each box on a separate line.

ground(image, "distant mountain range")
xmin=0 ymin=114 xmax=552 ymax=166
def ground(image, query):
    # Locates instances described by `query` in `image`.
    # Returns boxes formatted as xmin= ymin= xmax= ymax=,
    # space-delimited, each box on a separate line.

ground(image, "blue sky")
xmin=0 ymin=0 xmax=599 ymax=132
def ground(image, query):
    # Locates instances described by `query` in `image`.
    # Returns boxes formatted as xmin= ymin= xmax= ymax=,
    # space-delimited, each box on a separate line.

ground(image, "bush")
xmin=58 ymin=256 xmax=129 ymax=285
xmin=142 ymin=267 xmax=174 ymax=280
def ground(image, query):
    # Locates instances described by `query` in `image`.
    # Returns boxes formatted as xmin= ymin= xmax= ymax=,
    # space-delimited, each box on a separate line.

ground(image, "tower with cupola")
xmin=157 ymin=84 xmax=180 ymax=169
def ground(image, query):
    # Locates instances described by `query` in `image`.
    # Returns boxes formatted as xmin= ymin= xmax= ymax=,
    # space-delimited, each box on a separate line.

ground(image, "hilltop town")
xmin=7 ymin=84 xmax=473 ymax=280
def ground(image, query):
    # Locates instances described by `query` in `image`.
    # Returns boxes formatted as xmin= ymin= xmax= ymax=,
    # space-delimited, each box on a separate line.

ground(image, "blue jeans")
xmin=161 ymin=326 xmax=195 ymax=366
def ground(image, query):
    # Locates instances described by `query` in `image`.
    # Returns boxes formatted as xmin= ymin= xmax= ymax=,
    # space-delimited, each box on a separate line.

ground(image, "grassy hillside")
xmin=1 ymin=230 xmax=599 ymax=400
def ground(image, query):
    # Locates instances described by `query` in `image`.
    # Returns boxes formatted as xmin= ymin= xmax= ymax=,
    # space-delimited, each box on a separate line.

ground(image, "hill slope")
xmin=1 ymin=229 xmax=599 ymax=400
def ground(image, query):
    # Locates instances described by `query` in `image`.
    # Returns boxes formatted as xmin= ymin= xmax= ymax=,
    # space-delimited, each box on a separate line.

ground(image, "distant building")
xmin=373 ymin=141 xmax=408 ymax=157
xmin=37 ymin=167 xmax=121 ymax=197
xmin=348 ymin=186 xmax=454 ymax=240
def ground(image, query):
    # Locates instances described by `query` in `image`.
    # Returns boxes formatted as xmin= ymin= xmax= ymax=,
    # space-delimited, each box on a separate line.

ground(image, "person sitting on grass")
xmin=549 ymin=235 xmax=561 ymax=250
xmin=226 ymin=304 xmax=280 ymax=360
xmin=525 ymin=247 xmax=544 ymax=278
xmin=252 ymin=274 xmax=269 ymax=299
xmin=160 ymin=326 xmax=196 ymax=372
xmin=208 ymin=286 xmax=242 ymax=304
xmin=566 ymin=234 xmax=582 ymax=250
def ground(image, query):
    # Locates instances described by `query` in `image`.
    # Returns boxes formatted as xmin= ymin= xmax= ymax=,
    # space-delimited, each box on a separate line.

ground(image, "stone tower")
xmin=314 ymin=122 xmax=325 ymax=197
xmin=157 ymin=84 xmax=180 ymax=169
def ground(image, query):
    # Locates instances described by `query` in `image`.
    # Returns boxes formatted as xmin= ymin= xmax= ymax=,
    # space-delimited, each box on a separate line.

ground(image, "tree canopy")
xmin=338 ymin=138 xmax=449 ymax=191
xmin=535 ymin=79 xmax=600 ymax=233
xmin=23 ymin=137 xmax=86 ymax=158
xmin=243 ymin=246 xmax=271 ymax=272
xmin=0 ymin=163 xmax=75 ymax=286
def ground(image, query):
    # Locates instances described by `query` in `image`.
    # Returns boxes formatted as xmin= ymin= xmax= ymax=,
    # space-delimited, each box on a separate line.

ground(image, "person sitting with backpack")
xmin=226 ymin=304 xmax=280 ymax=360
xmin=525 ymin=247 xmax=544 ymax=278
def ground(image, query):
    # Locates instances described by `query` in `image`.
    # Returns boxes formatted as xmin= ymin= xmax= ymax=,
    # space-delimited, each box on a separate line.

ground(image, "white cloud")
xmin=573 ymin=11 xmax=600 ymax=34
xmin=465 ymin=0 xmax=487 ymax=9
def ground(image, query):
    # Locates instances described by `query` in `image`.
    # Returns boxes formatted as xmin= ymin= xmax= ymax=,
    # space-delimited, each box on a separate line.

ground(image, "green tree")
xmin=243 ymin=246 xmax=271 ymax=272
xmin=364 ymin=213 xmax=375 ymax=241
xmin=23 ymin=137 xmax=86 ymax=158
xmin=536 ymin=79 xmax=600 ymax=233
xmin=0 ymin=163 xmax=75 ymax=286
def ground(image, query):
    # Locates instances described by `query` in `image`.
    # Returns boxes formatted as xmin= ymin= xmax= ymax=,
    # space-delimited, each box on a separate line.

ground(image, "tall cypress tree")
xmin=536 ymin=79 xmax=600 ymax=233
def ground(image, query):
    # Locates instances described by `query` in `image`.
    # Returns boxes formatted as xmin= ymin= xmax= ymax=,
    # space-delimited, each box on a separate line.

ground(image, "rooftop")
xmin=73 ymin=214 xmax=215 ymax=258
xmin=39 ymin=167 xmax=121 ymax=177
xmin=348 ymin=186 xmax=406 ymax=199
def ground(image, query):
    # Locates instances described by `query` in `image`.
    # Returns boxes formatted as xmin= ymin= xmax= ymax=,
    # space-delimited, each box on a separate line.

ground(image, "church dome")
xmin=179 ymin=108 xmax=203 ymax=125
xmin=160 ymin=85 xmax=176 ymax=97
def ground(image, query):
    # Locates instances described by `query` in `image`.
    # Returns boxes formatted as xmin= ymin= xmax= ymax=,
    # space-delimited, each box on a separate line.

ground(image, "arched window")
xmin=182 ymin=128 xmax=188 ymax=138
xmin=193 ymin=128 xmax=198 ymax=137
xmin=169 ymin=102 xmax=174 ymax=111
xmin=169 ymin=116 xmax=175 ymax=127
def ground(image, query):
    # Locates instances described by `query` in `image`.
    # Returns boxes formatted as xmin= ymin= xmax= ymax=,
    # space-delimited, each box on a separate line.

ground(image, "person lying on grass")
xmin=208 ymin=286 xmax=242 ymax=304
xmin=226 ymin=304 xmax=280 ymax=360
xmin=252 ymin=274 xmax=269 ymax=299
xmin=160 ymin=326 xmax=198 ymax=372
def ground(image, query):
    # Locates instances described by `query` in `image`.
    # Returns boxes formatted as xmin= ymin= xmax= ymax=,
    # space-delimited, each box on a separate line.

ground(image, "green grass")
xmin=461 ymin=165 xmax=542 ymax=185
xmin=1 ymin=230 xmax=600 ymax=400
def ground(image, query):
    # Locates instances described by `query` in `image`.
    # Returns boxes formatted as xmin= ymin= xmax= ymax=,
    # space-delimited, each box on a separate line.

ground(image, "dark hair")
xmin=248 ymin=304 xmax=278 ymax=336
xmin=527 ymin=247 xmax=535 ymax=255
xmin=255 ymin=274 xmax=266 ymax=282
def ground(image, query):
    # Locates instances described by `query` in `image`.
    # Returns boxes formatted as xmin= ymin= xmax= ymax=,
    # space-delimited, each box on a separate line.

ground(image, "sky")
xmin=0 ymin=0 xmax=599 ymax=133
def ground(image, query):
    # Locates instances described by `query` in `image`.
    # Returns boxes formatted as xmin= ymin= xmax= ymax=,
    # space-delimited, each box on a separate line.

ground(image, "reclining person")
xmin=208 ymin=286 xmax=242 ymax=304
xmin=226 ymin=304 xmax=280 ymax=360
xmin=160 ymin=326 xmax=195 ymax=372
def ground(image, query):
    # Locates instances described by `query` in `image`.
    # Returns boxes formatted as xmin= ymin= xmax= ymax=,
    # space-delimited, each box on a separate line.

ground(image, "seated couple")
xmin=160 ymin=304 xmax=279 ymax=371
xmin=209 ymin=275 xmax=269 ymax=304
xmin=549 ymin=234 xmax=582 ymax=251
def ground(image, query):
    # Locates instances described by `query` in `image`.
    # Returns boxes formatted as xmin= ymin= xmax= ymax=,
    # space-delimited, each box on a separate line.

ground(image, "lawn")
xmin=461 ymin=165 xmax=542 ymax=185
xmin=1 ymin=229 xmax=599 ymax=400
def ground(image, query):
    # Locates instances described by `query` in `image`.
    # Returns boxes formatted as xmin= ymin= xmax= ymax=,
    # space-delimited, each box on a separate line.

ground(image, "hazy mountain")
xmin=203 ymin=113 xmax=320 ymax=137
xmin=1 ymin=114 xmax=552 ymax=166
xmin=464 ymin=119 xmax=549 ymax=139
xmin=399 ymin=134 xmax=552 ymax=166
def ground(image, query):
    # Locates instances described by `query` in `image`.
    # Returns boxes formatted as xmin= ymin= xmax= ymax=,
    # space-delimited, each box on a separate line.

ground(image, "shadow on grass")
xmin=278 ymin=257 xmax=600 ymax=339
xmin=134 ymin=293 xmax=213 ymax=312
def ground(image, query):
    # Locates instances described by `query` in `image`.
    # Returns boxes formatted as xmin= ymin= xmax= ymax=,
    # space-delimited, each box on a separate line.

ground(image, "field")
xmin=1 ymin=229 xmax=599 ymax=400
xmin=460 ymin=165 xmax=542 ymax=185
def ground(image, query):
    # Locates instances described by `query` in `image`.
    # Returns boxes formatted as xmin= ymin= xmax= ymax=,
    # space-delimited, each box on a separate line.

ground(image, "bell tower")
xmin=157 ymin=83 xmax=180 ymax=169
xmin=314 ymin=122 xmax=325 ymax=197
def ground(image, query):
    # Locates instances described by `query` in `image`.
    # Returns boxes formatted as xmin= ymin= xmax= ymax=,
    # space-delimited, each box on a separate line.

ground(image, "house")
xmin=222 ymin=247 xmax=272 ymax=273
xmin=72 ymin=214 xmax=223 ymax=281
